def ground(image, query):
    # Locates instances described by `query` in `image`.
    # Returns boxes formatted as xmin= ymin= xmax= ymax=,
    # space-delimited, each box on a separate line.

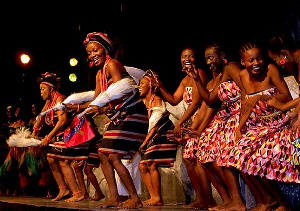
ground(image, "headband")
xmin=83 ymin=32 xmax=113 ymax=54
xmin=38 ymin=72 xmax=61 ymax=89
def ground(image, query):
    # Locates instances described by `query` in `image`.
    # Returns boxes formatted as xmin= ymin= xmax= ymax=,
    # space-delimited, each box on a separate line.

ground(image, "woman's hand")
xmin=173 ymin=123 xmax=182 ymax=138
xmin=39 ymin=136 xmax=50 ymax=147
xmin=86 ymin=105 xmax=110 ymax=117
xmin=267 ymin=97 xmax=284 ymax=110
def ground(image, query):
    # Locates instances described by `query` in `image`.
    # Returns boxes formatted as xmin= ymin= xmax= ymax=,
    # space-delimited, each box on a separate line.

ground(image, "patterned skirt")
xmin=97 ymin=100 xmax=149 ymax=159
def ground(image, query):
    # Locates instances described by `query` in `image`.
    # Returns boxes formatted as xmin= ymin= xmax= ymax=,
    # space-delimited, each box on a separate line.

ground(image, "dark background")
xmin=1 ymin=0 xmax=300 ymax=117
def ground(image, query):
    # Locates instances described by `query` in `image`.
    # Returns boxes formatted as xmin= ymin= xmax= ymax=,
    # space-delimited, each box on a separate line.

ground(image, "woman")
xmin=32 ymin=72 xmax=89 ymax=202
xmin=138 ymin=69 xmax=179 ymax=206
xmin=228 ymin=42 xmax=299 ymax=211
xmin=82 ymin=32 xmax=149 ymax=209
xmin=187 ymin=42 xmax=247 ymax=211
xmin=156 ymin=45 xmax=214 ymax=206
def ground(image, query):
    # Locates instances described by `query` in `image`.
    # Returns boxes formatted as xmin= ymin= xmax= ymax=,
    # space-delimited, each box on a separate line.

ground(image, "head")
xmin=83 ymin=32 xmax=113 ymax=68
xmin=240 ymin=42 xmax=264 ymax=75
xmin=267 ymin=34 xmax=297 ymax=68
xmin=181 ymin=46 xmax=197 ymax=69
xmin=37 ymin=72 xmax=61 ymax=101
xmin=6 ymin=105 xmax=13 ymax=119
xmin=31 ymin=103 xmax=38 ymax=115
xmin=139 ymin=69 xmax=158 ymax=98
xmin=204 ymin=42 xmax=226 ymax=73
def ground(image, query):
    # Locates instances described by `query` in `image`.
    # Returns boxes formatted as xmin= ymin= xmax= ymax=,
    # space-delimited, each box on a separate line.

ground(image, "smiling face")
xmin=138 ymin=77 xmax=151 ymax=97
xmin=241 ymin=47 xmax=264 ymax=75
xmin=205 ymin=47 xmax=223 ymax=72
xmin=181 ymin=48 xmax=196 ymax=69
xmin=86 ymin=42 xmax=107 ymax=67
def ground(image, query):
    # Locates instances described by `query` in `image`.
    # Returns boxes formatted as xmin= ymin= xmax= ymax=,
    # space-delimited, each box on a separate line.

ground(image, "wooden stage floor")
xmin=0 ymin=196 xmax=201 ymax=211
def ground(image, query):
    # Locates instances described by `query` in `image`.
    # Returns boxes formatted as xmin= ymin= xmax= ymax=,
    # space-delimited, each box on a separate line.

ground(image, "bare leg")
xmin=109 ymin=154 xmax=143 ymax=209
xmin=97 ymin=152 xmax=122 ymax=208
xmin=222 ymin=167 xmax=246 ymax=211
xmin=260 ymin=178 xmax=290 ymax=211
xmin=139 ymin=163 xmax=154 ymax=204
xmin=72 ymin=160 xmax=89 ymax=199
xmin=143 ymin=163 xmax=163 ymax=206
xmin=204 ymin=162 xmax=232 ymax=210
xmin=183 ymin=158 xmax=208 ymax=209
xmin=84 ymin=164 xmax=105 ymax=201
xmin=47 ymin=157 xmax=70 ymax=202
xmin=195 ymin=161 xmax=216 ymax=208
xmin=242 ymin=174 xmax=277 ymax=211
xmin=59 ymin=160 xmax=84 ymax=202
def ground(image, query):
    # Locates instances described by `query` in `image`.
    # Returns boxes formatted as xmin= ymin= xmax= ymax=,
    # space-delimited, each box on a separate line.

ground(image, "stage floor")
xmin=0 ymin=196 xmax=202 ymax=211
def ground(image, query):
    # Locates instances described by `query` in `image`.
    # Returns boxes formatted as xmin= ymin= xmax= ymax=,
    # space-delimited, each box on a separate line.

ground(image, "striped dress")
xmin=139 ymin=101 xmax=178 ymax=167
xmin=97 ymin=90 xmax=149 ymax=159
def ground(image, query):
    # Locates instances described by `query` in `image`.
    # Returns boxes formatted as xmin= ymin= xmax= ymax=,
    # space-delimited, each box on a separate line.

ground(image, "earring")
xmin=89 ymin=61 xmax=94 ymax=67
xmin=279 ymin=57 xmax=286 ymax=65
xmin=222 ymin=58 xmax=228 ymax=64
xmin=280 ymin=55 xmax=287 ymax=65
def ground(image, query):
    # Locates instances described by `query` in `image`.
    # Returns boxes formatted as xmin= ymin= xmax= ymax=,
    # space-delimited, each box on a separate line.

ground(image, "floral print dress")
xmin=227 ymin=87 xmax=300 ymax=183
xmin=196 ymin=81 xmax=241 ymax=164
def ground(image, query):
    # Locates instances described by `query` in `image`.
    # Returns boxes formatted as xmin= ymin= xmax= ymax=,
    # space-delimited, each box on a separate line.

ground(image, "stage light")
xmin=69 ymin=73 xmax=77 ymax=82
xmin=69 ymin=58 xmax=78 ymax=66
xmin=20 ymin=53 xmax=30 ymax=64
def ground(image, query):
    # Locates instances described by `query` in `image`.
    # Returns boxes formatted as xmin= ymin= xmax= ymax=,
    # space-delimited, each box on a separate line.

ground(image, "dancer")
xmin=157 ymin=45 xmax=213 ymax=206
xmin=82 ymin=32 xmax=149 ymax=209
xmin=187 ymin=42 xmax=247 ymax=211
xmin=138 ymin=69 xmax=179 ymax=206
xmin=228 ymin=42 xmax=299 ymax=211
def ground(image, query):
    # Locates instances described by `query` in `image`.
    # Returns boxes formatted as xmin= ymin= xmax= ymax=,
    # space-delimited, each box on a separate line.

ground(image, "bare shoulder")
xmin=226 ymin=62 xmax=242 ymax=72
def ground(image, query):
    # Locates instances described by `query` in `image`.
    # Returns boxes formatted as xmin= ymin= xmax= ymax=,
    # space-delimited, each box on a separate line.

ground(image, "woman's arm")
xmin=157 ymin=76 xmax=187 ymax=106
xmin=269 ymin=64 xmax=292 ymax=103
xmin=40 ymin=95 xmax=68 ymax=146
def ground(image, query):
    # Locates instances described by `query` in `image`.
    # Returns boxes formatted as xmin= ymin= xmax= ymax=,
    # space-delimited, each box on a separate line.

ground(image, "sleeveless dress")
xmin=227 ymin=87 xmax=300 ymax=183
xmin=139 ymin=101 xmax=178 ymax=167
xmin=196 ymin=81 xmax=241 ymax=164
xmin=182 ymin=86 xmax=200 ymax=159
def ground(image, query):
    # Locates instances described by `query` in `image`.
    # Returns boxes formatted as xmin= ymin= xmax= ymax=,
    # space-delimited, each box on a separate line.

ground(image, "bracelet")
xmin=33 ymin=126 xmax=40 ymax=132
xmin=77 ymin=104 xmax=80 ymax=112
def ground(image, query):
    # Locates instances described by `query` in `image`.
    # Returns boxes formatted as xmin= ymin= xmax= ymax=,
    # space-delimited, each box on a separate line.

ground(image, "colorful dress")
xmin=139 ymin=101 xmax=178 ymax=167
xmin=227 ymin=87 xmax=300 ymax=183
xmin=197 ymin=81 xmax=241 ymax=164
xmin=182 ymin=86 xmax=199 ymax=159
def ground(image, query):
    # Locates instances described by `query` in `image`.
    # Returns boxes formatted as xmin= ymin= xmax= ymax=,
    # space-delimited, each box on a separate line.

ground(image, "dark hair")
xmin=268 ymin=34 xmax=297 ymax=53
xmin=37 ymin=72 xmax=61 ymax=90
xmin=239 ymin=42 xmax=258 ymax=58
xmin=205 ymin=42 xmax=224 ymax=55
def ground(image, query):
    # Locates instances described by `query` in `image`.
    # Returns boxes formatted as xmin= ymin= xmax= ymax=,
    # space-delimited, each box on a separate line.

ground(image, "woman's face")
xmin=204 ymin=47 xmax=222 ymax=72
xmin=181 ymin=48 xmax=196 ymax=68
xmin=86 ymin=42 xmax=106 ymax=67
xmin=40 ymin=84 xmax=51 ymax=101
xmin=138 ymin=78 xmax=150 ymax=97
xmin=241 ymin=47 xmax=264 ymax=75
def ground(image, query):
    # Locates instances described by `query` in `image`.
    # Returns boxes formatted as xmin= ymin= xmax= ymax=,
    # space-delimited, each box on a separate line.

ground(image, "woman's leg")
xmin=59 ymin=160 xmax=84 ymax=202
xmin=97 ymin=152 xmax=122 ymax=208
xmin=139 ymin=163 xmax=154 ymax=203
xmin=47 ymin=157 xmax=70 ymax=201
xmin=84 ymin=164 xmax=105 ymax=201
xmin=109 ymin=153 xmax=143 ymax=209
xmin=222 ymin=167 xmax=246 ymax=211
xmin=72 ymin=160 xmax=88 ymax=199
xmin=145 ymin=163 xmax=163 ymax=206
